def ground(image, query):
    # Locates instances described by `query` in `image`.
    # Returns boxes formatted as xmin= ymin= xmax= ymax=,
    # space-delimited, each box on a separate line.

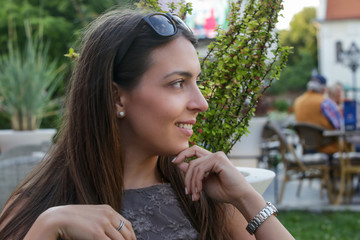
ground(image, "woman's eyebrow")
xmin=163 ymin=71 xmax=195 ymax=79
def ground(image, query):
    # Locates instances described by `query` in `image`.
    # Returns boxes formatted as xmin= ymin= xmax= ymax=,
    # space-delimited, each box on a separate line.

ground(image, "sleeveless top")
xmin=121 ymin=183 xmax=199 ymax=240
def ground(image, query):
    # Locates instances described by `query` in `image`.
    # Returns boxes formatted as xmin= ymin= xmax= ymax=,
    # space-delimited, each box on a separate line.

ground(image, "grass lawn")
xmin=278 ymin=210 xmax=360 ymax=240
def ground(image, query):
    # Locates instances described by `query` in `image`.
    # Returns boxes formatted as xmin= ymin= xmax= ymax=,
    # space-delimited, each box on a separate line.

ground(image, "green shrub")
xmin=0 ymin=24 xmax=65 ymax=130
xmin=191 ymin=0 xmax=290 ymax=153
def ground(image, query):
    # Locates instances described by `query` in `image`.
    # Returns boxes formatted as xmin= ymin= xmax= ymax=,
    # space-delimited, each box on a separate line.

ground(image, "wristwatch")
xmin=246 ymin=202 xmax=278 ymax=235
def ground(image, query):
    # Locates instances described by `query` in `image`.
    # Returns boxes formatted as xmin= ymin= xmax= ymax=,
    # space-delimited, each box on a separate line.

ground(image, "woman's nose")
xmin=188 ymin=86 xmax=209 ymax=112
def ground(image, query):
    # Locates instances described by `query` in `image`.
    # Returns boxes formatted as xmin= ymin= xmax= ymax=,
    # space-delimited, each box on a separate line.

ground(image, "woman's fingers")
xmin=172 ymin=145 xmax=210 ymax=172
xmin=107 ymin=221 xmax=135 ymax=240
xmin=53 ymin=205 xmax=136 ymax=240
xmin=188 ymin=157 xmax=216 ymax=201
xmin=172 ymin=146 xmax=217 ymax=200
xmin=107 ymin=207 xmax=136 ymax=240
xmin=172 ymin=146 xmax=211 ymax=173
xmin=173 ymin=146 xmax=239 ymax=202
xmin=121 ymin=219 xmax=137 ymax=240
xmin=191 ymin=164 xmax=205 ymax=201
xmin=106 ymin=223 xmax=125 ymax=240
xmin=108 ymin=217 xmax=136 ymax=240
xmin=173 ymin=145 xmax=210 ymax=166
xmin=186 ymin=159 xmax=201 ymax=199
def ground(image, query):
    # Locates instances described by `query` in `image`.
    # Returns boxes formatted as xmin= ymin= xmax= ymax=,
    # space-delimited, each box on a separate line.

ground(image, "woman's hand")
xmin=172 ymin=145 xmax=255 ymax=203
xmin=25 ymin=205 xmax=136 ymax=240
xmin=173 ymin=146 xmax=295 ymax=240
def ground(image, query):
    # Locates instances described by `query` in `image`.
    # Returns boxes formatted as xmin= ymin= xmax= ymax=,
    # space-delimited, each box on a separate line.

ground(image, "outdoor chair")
xmin=326 ymin=132 xmax=360 ymax=204
xmin=292 ymin=122 xmax=340 ymax=198
xmin=292 ymin=122 xmax=338 ymax=155
xmin=262 ymin=121 xmax=333 ymax=204
xmin=332 ymin=150 xmax=360 ymax=204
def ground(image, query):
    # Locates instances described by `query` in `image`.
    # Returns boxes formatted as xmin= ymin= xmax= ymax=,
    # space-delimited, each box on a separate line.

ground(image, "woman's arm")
xmin=225 ymin=204 xmax=255 ymax=240
xmin=24 ymin=205 xmax=137 ymax=240
xmin=227 ymin=190 xmax=292 ymax=240
xmin=172 ymin=145 xmax=294 ymax=240
xmin=1 ymin=202 xmax=136 ymax=240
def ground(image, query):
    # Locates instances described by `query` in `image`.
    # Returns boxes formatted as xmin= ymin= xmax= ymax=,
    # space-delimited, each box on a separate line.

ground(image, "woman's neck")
xmin=122 ymin=153 xmax=163 ymax=190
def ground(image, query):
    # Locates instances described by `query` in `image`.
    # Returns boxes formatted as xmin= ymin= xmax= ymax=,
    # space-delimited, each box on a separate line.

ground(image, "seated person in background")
xmin=294 ymin=74 xmax=343 ymax=155
xmin=329 ymin=82 xmax=360 ymax=152
xmin=328 ymin=81 xmax=345 ymax=114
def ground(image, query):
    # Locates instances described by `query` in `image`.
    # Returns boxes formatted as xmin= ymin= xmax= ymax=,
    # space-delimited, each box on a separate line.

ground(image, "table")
xmin=323 ymin=130 xmax=360 ymax=204
xmin=328 ymin=128 xmax=360 ymax=142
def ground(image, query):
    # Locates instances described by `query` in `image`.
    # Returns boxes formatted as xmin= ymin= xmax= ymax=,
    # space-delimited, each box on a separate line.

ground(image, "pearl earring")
xmin=118 ymin=111 xmax=125 ymax=118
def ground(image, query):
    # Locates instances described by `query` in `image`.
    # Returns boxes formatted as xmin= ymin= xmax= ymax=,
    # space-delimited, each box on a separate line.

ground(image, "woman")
xmin=0 ymin=9 xmax=294 ymax=240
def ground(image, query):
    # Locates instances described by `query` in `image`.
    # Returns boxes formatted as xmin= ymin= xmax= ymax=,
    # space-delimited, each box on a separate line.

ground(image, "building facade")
xmin=317 ymin=0 xmax=360 ymax=100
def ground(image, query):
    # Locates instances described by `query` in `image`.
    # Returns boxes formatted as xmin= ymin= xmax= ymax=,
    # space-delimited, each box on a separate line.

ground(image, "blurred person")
xmin=294 ymin=75 xmax=342 ymax=154
xmin=0 ymin=9 xmax=294 ymax=240
xmin=328 ymin=82 xmax=345 ymax=114
xmin=329 ymin=83 xmax=360 ymax=153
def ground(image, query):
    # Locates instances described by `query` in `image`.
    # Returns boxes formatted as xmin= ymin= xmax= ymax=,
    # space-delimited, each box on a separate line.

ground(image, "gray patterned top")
xmin=121 ymin=183 xmax=198 ymax=240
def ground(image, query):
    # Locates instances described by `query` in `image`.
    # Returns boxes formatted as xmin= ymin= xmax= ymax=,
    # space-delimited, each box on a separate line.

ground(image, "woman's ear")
xmin=112 ymin=82 xmax=127 ymax=118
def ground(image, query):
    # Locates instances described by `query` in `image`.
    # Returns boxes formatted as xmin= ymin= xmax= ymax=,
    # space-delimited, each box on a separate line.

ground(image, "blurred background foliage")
xmin=269 ymin=7 xmax=318 ymax=95
xmin=0 ymin=0 xmax=139 ymax=129
xmin=0 ymin=0 xmax=138 ymax=60
xmin=0 ymin=0 xmax=318 ymax=129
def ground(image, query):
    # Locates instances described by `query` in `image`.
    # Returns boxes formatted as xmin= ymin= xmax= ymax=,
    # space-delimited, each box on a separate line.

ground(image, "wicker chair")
xmin=293 ymin=122 xmax=360 ymax=204
xmin=333 ymin=149 xmax=360 ymax=204
xmin=292 ymin=122 xmax=338 ymax=155
xmin=262 ymin=121 xmax=333 ymax=203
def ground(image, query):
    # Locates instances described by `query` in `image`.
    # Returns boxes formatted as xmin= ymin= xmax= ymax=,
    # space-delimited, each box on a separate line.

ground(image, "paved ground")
xmin=262 ymin=165 xmax=360 ymax=212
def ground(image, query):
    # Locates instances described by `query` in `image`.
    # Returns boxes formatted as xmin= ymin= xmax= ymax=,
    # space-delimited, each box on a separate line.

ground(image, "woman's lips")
xmin=175 ymin=123 xmax=194 ymax=137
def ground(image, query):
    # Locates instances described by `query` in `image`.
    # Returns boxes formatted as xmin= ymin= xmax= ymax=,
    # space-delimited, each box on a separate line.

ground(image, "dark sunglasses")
xmin=142 ymin=12 xmax=192 ymax=36
xmin=113 ymin=12 xmax=192 ymax=77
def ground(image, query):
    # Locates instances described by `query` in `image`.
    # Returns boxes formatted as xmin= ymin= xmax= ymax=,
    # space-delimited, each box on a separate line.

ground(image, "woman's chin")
xmin=170 ymin=143 xmax=189 ymax=156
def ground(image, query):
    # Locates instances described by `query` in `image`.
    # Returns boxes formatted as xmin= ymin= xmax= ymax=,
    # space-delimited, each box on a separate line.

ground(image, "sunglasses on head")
xmin=113 ymin=12 xmax=192 ymax=77
xmin=142 ymin=12 xmax=192 ymax=36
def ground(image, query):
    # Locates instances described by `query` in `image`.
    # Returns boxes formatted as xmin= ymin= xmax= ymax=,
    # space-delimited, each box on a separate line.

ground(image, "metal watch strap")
xmin=246 ymin=202 xmax=278 ymax=235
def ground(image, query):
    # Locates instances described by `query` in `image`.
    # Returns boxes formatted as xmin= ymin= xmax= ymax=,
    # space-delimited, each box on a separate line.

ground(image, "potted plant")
xmin=0 ymin=26 xmax=64 ymax=153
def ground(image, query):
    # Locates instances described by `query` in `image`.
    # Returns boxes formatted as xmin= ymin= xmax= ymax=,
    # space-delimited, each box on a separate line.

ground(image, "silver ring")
xmin=117 ymin=220 xmax=125 ymax=231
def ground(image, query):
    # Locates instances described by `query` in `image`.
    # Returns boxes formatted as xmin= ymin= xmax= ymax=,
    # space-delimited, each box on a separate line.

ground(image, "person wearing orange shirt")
xmin=294 ymin=75 xmax=343 ymax=154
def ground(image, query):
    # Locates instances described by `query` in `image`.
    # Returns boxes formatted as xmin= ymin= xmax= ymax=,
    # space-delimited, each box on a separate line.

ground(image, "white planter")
xmin=237 ymin=167 xmax=275 ymax=195
xmin=0 ymin=129 xmax=56 ymax=153
xmin=229 ymin=117 xmax=268 ymax=166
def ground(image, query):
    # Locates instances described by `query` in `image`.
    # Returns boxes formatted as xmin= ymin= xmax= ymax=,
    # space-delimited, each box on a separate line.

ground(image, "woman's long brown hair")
xmin=0 ymin=9 xmax=230 ymax=240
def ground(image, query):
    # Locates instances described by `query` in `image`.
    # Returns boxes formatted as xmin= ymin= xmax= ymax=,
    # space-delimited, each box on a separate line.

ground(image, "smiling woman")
xmin=117 ymin=36 xmax=208 ymax=158
xmin=0 ymin=8 xmax=293 ymax=240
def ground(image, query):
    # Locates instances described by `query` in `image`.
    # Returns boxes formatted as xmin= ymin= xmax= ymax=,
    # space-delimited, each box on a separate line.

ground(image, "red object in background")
xmin=204 ymin=8 xmax=217 ymax=37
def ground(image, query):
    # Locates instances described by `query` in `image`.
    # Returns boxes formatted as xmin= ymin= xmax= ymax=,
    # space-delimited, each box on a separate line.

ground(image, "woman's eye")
xmin=172 ymin=80 xmax=185 ymax=88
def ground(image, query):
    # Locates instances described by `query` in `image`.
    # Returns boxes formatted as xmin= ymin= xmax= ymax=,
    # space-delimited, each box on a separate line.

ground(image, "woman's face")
xmin=119 ymin=36 xmax=208 ymax=156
